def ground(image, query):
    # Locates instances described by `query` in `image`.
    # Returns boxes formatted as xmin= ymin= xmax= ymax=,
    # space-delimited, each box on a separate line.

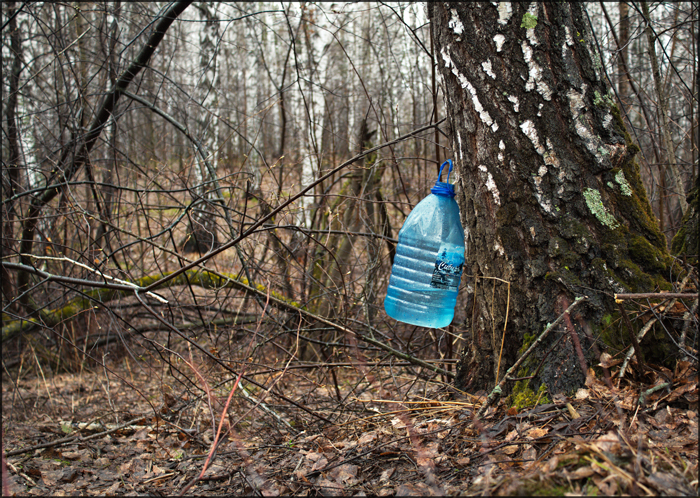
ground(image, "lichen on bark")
xmin=583 ymin=188 xmax=619 ymax=229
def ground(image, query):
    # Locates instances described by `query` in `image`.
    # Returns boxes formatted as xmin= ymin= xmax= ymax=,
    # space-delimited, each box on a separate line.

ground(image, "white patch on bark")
xmin=448 ymin=9 xmax=464 ymax=36
xmin=538 ymin=102 xmax=543 ymax=117
xmin=494 ymin=239 xmax=505 ymax=257
xmin=520 ymin=120 xmax=545 ymax=155
xmin=521 ymin=121 xmax=555 ymax=213
xmin=532 ymin=168 xmax=553 ymax=214
xmin=562 ymin=26 xmax=575 ymax=60
xmin=456 ymin=131 xmax=464 ymax=160
xmin=479 ymin=165 xmax=501 ymax=206
xmin=521 ymin=41 xmax=552 ymax=101
xmin=498 ymin=141 xmax=505 ymax=162
xmin=494 ymin=34 xmax=506 ymax=52
xmin=507 ymin=95 xmax=519 ymax=112
xmin=496 ymin=2 xmax=512 ymax=25
xmin=544 ymin=138 xmax=561 ymax=169
xmin=568 ymin=85 xmax=608 ymax=163
xmin=442 ymin=47 xmax=499 ymax=132
xmin=541 ymin=139 xmax=564 ymax=199
xmin=521 ymin=43 xmax=535 ymax=92
xmin=482 ymin=60 xmax=496 ymax=79
xmin=564 ymin=26 xmax=574 ymax=46
xmin=526 ymin=28 xmax=538 ymax=47
xmin=602 ymin=112 xmax=612 ymax=131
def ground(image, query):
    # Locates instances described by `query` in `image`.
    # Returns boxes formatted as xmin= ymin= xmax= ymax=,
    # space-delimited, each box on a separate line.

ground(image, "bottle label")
xmin=430 ymin=249 xmax=464 ymax=290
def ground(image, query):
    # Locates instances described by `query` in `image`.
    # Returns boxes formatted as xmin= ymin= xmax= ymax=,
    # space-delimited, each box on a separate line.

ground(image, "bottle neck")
xmin=430 ymin=181 xmax=455 ymax=197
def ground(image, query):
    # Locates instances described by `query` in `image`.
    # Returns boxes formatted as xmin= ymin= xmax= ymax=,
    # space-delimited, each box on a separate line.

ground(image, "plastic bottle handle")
xmin=437 ymin=159 xmax=454 ymax=184
xmin=431 ymin=159 xmax=456 ymax=197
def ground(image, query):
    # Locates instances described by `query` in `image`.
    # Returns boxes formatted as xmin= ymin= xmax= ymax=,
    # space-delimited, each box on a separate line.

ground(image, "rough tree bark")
xmin=428 ymin=2 xmax=673 ymax=394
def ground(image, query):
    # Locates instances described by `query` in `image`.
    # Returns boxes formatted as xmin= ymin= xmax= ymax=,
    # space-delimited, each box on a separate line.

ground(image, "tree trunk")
xmin=428 ymin=3 xmax=672 ymax=394
xmin=617 ymin=2 xmax=631 ymax=109
xmin=2 ymin=1 xmax=23 ymax=311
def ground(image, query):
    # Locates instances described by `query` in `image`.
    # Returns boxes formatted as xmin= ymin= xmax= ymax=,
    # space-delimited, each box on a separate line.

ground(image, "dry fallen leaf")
xmin=646 ymin=471 xmax=696 ymax=495
xmin=395 ymin=483 xmax=422 ymax=496
xmin=505 ymin=429 xmax=519 ymax=442
xmin=329 ymin=464 xmax=359 ymax=486
xmin=390 ymin=417 xmax=406 ymax=429
xmin=379 ymin=467 xmax=395 ymax=483
xmin=526 ymin=427 xmax=549 ymax=439
xmin=598 ymin=352 xmax=622 ymax=369
xmin=544 ymin=455 xmax=559 ymax=473
xmin=567 ymin=465 xmax=595 ymax=479
xmin=674 ymin=360 xmax=694 ymax=380
xmin=566 ymin=403 xmax=581 ymax=419
xmin=521 ymin=445 xmax=537 ymax=463
xmin=315 ymin=477 xmax=344 ymax=496
xmin=503 ymin=444 xmax=519 ymax=455
xmin=591 ymin=431 xmax=620 ymax=453
xmin=357 ymin=431 xmax=377 ymax=446
xmin=310 ymin=456 xmax=328 ymax=472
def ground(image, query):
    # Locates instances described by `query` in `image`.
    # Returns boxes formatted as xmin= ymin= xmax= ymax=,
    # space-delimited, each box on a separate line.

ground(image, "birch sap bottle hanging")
xmin=384 ymin=159 xmax=465 ymax=328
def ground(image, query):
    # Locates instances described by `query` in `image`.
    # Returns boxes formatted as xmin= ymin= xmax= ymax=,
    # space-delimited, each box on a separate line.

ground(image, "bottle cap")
xmin=431 ymin=159 xmax=456 ymax=197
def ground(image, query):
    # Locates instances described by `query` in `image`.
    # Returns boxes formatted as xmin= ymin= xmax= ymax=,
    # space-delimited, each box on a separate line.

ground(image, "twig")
xmin=178 ymin=372 xmax=243 ymax=496
xmin=237 ymin=383 xmax=295 ymax=431
xmin=2 ymin=427 xmax=9 ymax=496
xmin=304 ymin=425 xmax=454 ymax=479
xmin=495 ymin=281 xmax=511 ymax=384
xmin=562 ymin=295 xmax=589 ymax=378
xmin=3 ymin=261 xmax=162 ymax=296
xmin=615 ymin=292 xmax=698 ymax=300
xmin=618 ymin=313 xmax=657 ymax=378
xmin=17 ymin=254 xmax=167 ymax=302
xmin=617 ymin=301 xmax=647 ymax=377
xmin=646 ymin=300 xmax=699 ymax=362
xmin=5 ymin=416 xmax=148 ymax=457
xmin=619 ymin=272 xmax=696 ymax=377
xmin=476 ymin=296 xmax=588 ymax=418
xmin=15 ymin=0 xmax=193 ymax=309
xmin=679 ymin=299 xmax=699 ymax=358
xmin=638 ymin=382 xmax=670 ymax=406
xmin=246 ymin=359 xmax=458 ymax=376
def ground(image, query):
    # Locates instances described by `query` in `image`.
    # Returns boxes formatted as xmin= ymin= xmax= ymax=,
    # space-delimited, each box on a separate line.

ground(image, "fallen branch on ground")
xmin=2 ymin=266 xmax=451 ymax=379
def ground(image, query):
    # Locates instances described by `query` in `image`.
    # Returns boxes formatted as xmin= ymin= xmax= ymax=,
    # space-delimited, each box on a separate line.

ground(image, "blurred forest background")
xmin=1 ymin=0 xmax=697 ymax=433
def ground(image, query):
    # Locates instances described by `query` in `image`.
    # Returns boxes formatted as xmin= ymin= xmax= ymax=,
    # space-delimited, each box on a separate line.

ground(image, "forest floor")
xmin=2 ymin=348 xmax=697 ymax=496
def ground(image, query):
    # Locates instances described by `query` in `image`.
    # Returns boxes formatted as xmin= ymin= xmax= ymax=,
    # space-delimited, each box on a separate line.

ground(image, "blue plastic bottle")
xmin=384 ymin=159 xmax=465 ymax=328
